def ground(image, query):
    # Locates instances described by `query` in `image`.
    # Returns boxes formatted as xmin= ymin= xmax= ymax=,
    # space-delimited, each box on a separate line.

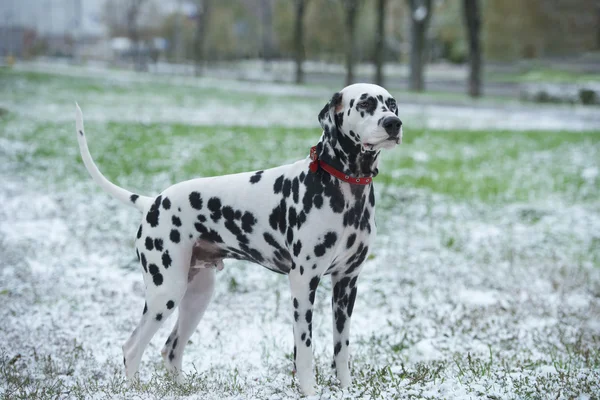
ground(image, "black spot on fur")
xmin=293 ymin=298 xmax=298 ymax=308
xmin=145 ymin=237 xmax=154 ymax=251
xmin=189 ymin=192 xmax=203 ymax=210
xmin=273 ymin=175 xmax=284 ymax=194
xmin=241 ymin=212 xmax=256 ymax=233
xmin=195 ymin=222 xmax=208 ymax=234
xmin=208 ymin=197 xmax=222 ymax=222
xmin=348 ymin=287 xmax=357 ymax=317
xmin=250 ymin=170 xmax=264 ymax=183
xmin=269 ymin=199 xmax=287 ymax=234
xmin=294 ymin=311 xmax=299 ymax=321
xmin=309 ymin=276 xmax=320 ymax=291
xmin=314 ymin=232 xmax=337 ymax=257
xmin=301 ymin=332 xmax=306 ymax=341
xmin=283 ymin=179 xmax=292 ymax=198
xmin=173 ymin=337 xmax=178 ymax=349
xmin=162 ymin=197 xmax=171 ymax=210
xmin=153 ymin=273 xmax=163 ymax=286
xmin=300 ymin=265 xmax=304 ymax=275
xmin=334 ymin=342 xmax=342 ymax=356
xmin=201 ymin=229 xmax=224 ymax=243
xmin=306 ymin=338 xmax=311 ymax=347
xmin=336 ymin=312 xmax=346 ymax=333
xmin=148 ymin=263 xmax=159 ymax=275
xmin=293 ymin=241 xmax=302 ymax=257
xmin=162 ymin=250 xmax=173 ymax=269
xmin=314 ymin=195 xmax=323 ymax=209
xmin=292 ymin=178 xmax=299 ymax=203
xmin=130 ymin=194 xmax=139 ymax=203
xmin=146 ymin=195 xmax=162 ymax=227
xmin=141 ymin=253 xmax=147 ymax=271
xmin=172 ymin=215 xmax=182 ymax=227
xmin=208 ymin=197 xmax=221 ymax=211
xmin=166 ymin=300 xmax=174 ymax=309
xmin=156 ymin=313 xmax=162 ymax=321
xmin=143 ymin=302 xmax=148 ymax=314
xmin=137 ymin=225 xmax=142 ymax=239
xmin=154 ymin=239 xmax=163 ymax=252
xmin=169 ymin=350 xmax=175 ymax=361
xmin=170 ymin=229 xmax=180 ymax=243
xmin=346 ymin=233 xmax=356 ymax=249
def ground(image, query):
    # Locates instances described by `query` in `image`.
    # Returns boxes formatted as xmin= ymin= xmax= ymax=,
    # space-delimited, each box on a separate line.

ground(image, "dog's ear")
xmin=318 ymin=92 xmax=343 ymax=132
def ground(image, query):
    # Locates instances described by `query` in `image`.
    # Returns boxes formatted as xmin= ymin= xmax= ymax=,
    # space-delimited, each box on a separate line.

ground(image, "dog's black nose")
xmin=382 ymin=116 xmax=402 ymax=136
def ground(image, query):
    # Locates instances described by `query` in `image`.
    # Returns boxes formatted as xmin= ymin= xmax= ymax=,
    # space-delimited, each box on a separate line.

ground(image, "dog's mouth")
xmin=364 ymin=136 xmax=401 ymax=151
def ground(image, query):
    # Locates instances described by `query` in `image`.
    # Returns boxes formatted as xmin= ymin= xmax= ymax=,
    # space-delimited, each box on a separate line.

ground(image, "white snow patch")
xmin=458 ymin=289 xmax=499 ymax=307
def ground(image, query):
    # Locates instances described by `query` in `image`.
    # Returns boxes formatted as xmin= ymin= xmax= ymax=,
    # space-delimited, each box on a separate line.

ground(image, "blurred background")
xmin=1 ymin=2 xmax=600 ymax=399
xmin=1 ymin=0 xmax=600 ymax=104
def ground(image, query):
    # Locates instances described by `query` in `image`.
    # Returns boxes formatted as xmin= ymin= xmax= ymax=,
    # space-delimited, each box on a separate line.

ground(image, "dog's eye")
xmin=358 ymin=100 xmax=370 ymax=108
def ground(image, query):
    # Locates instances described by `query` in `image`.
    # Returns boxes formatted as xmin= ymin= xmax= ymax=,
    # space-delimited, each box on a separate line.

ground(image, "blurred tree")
xmin=341 ymin=0 xmax=361 ymax=86
xmin=260 ymin=0 xmax=275 ymax=68
xmin=193 ymin=0 xmax=211 ymax=76
xmin=406 ymin=0 xmax=432 ymax=91
xmin=373 ymin=0 xmax=386 ymax=86
xmin=463 ymin=0 xmax=481 ymax=97
xmin=126 ymin=0 xmax=148 ymax=71
xmin=293 ymin=0 xmax=310 ymax=84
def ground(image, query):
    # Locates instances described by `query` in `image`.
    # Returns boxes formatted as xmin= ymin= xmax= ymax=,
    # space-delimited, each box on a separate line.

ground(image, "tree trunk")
xmin=194 ymin=0 xmax=211 ymax=76
xmin=294 ymin=0 xmax=308 ymax=84
xmin=374 ymin=0 xmax=386 ymax=86
xmin=463 ymin=0 xmax=482 ymax=97
xmin=126 ymin=0 xmax=147 ymax=72
xmin=407 ymin=0 xmax=432 ymax=92
xmin=343 ymin=0 xmax=359 ymax=86
xmin=260 ymin=0 xmax=275 ymax=70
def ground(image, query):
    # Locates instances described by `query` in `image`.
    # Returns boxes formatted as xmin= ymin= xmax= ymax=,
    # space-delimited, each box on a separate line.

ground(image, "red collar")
xmin=308 ymin=146 xmax=373 ymax=185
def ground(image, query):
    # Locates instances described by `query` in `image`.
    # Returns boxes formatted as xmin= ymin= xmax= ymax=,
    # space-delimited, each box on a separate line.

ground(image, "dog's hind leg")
xmin=161 ymin=267 xmax=216 ymax=376
xmin=122 ymin=245 xmax=190 ymax=380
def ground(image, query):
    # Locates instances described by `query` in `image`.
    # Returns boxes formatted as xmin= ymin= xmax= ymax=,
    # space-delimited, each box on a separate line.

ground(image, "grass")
xmin=1 ymin=67 xmax=600 ymax=399
xmin=1 ymin=113 xmax=598 ymax=204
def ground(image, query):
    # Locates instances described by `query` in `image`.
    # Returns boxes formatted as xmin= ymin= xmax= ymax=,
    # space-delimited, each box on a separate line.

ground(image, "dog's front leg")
xmin=331 ymin=272 xmax=359 ymax=387
xmin=289 ymin=271 xmax=320 ymax=395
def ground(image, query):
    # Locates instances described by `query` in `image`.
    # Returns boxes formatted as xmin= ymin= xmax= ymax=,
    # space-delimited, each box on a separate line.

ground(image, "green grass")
xmin=2 ymin=111 xmax=598 ymax=205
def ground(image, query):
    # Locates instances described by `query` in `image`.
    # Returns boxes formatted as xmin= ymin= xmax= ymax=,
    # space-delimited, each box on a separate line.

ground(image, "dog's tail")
xmin=75 ymin=103 xmax=152 ymax=212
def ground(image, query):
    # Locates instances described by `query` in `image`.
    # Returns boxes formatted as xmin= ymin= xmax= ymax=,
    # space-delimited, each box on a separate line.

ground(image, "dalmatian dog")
xmin=75 ymin=83 xmax=402 ymax=395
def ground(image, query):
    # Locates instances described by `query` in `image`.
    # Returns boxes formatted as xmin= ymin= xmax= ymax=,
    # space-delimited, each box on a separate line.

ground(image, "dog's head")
xmin=318 ymin=83 xmax=402 ymax=153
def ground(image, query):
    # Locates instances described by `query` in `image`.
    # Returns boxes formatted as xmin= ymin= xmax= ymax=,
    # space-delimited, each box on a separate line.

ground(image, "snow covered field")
xmin=1 ymin=66 xmax=599 ymax=399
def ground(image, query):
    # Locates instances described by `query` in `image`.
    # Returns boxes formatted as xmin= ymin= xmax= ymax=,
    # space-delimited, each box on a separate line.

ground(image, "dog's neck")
xmin=315 ymin=130 xmax=380 ymax=179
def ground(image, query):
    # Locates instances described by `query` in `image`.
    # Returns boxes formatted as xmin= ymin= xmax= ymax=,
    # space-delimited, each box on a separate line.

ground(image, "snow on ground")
xmin=4 ymin=61 xmax=600 ymax=131
xmin=1 ymin=66 xmax=599 ymax=399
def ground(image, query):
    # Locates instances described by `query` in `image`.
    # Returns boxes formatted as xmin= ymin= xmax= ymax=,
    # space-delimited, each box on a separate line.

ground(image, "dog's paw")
xmin=296 ymin=373 xmax=317 ymax=396
xmin=337 ymin=372 xmax=352 ymax=388
xmin=299 ymin=381 xmax=317 ymax=396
